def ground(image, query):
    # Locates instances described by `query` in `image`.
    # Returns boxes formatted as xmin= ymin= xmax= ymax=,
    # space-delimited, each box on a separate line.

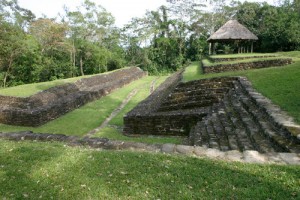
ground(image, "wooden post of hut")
xmin=207 ymin=20 xmax=258 ymax=54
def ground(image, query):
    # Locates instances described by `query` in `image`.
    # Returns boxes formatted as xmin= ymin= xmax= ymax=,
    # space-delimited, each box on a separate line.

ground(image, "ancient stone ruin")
xmin=124 ymin=72 xmax=300 ymax=154
xmin=0 ymin=67 xmax=146 ymax=127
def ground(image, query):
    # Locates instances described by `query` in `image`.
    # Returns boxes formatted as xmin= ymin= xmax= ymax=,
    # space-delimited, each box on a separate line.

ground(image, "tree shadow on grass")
xmin=74 ymin=151 xmax=300 ymax=199
xmin=0 ymin=141 xmax=64 ymax=199
xmin=1 ymin=140 xmax=299 ymax=199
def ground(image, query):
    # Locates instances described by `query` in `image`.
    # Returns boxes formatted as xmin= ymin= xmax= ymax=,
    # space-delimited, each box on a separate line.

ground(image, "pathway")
xmin=0 ymin=131 xmax=299 ymax=165
xmin=85 ymin=77 xmax=159 ymax=137
xmin=85 ymin=89 xmax=139 ymax=137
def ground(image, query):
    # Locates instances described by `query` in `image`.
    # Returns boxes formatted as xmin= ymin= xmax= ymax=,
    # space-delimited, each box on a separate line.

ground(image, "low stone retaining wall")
xmin=0 ymin=131 xmax=299 ymax=165
xmin=123 ymin=70 xmax=185 ymax=135
xmin=188 ymin=76 xmax=300 ymax=153
xmin=211 ymin=55 xmax=276 ymax=62
xmin=124 ymin=73 xmax=300 ymax=154
xmin=0 ymin=67 xmax=146 ymax=127
xmin=202 ymin=58 xmax=292 ymax=74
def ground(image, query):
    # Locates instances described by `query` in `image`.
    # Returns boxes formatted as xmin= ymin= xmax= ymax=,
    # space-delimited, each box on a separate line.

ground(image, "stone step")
xmin=188 ymin=125 xmax=196 ymax=146
xmin=158 ymin=99 xmax=218 ymax=112
xmin=176 ymin=78 xmax=236 ymax=89
xmin=170 ymin=87 xmax=230 ymax=98
xmin=211 ymin=109 xmax=230 ymax=151
xmin=222 ymin=94 xmax=255 ymax=151
xmin=174 ymin=82 xmax=233 ymax=92
xmin=206 ymin=119 xmax=220 ymax=150
xmin=228 ymin=92 xmax=277 ymax=153
xmin=161 ymin=95 xmax=222 ymax=106
xmin=171 ymin=77 xmax=299 ymax=155
xmin=191 ymin=121 xmax=203 ymax=146
xmin=235 ymin=84 xmax=300 ymax=153
xmin=236 ymin=79 xmax=300 ymax=143
xmin=216 ymin=106 xmax=240 ymax=151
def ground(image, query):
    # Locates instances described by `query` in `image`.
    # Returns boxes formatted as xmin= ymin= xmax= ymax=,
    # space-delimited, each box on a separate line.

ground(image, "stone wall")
xmin=124 ymin=74 xmax=299 ymax=153
xmin=0 ymin=67 xmax=146 ymax=127
xmin=211 ymin=55 xmax=276 ymax=62
xmin=202 ymin=58 xmax=292 ymax=74
xmin=123 ymin=75 xmax=236 ymax=136
xmin=188 ymin=76 xmax=300 ymax=153
xmin=1 ymin=131 xmax=299 ymax=164
xmin=123 ymin=70 xmax=185 ymax=135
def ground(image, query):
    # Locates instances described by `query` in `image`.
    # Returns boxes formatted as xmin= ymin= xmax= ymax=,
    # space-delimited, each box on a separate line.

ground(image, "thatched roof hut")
xmin=207 ymin=20 xmax=258 ymax=54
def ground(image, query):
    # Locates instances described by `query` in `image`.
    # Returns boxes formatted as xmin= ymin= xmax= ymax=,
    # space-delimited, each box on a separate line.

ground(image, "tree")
xmin=0 ymin=18 xmax=26 ymax=87
xmin=64 ymin=0 xmax=120 ymax=76
xmin=29 ymin=18 xmax=72 ymax=80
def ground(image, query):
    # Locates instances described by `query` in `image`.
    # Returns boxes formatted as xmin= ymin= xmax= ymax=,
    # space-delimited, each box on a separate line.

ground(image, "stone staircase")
xmin=189 ymin=79 xmax=300 ymax=153
xmin=124 ymin=73 xmax=300 ymax=154
xmin=157 ymin=78 xmax=234 ymax=112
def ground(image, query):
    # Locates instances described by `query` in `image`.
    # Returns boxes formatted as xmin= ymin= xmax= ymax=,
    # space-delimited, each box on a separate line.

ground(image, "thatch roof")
xmin=207 ymin=20 xmax=258 ymax=42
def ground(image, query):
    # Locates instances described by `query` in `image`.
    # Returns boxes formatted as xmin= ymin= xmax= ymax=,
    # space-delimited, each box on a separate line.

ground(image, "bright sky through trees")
xmin=18 ymin=0 xmax=274 ymax=27
xmin=18 ymin=0 xmax=168 ymax=27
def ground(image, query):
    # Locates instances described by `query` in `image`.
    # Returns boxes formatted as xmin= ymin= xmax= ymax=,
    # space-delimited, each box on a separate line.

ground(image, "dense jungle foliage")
xmin=0 ymin=0 xmax=300 ymax=87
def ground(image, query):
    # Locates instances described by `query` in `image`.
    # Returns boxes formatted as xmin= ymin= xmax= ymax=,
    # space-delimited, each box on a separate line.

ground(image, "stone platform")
xmin=0 ymin=67 xmax=146 ymax=126
xmin=124 ymin=73 xmax=300 ymax=154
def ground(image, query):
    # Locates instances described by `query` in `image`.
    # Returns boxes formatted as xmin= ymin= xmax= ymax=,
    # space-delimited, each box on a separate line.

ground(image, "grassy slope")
xmin=92 ymin=76 xmax=183 ymax=144
xmin=0 ymin=76 xmax=180 ymax=144
xmin=0 ymin=75 xmax=96 ymax=97
xmin=184 ymin=52 xmax=300 ymax=124
xmin=0 ymin=140 xmax=299 ymax=200
xmin=0 ymin=68 xmax=129 ymax=97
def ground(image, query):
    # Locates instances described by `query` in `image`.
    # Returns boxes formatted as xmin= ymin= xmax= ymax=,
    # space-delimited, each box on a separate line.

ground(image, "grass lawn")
xmin=0 ymin=74 xmax=96 ymax=97
xmin=183 ymin=52 xmax=300 ymax=124
xmin=0 ymin=139 xmax=299 ymax=200
xmin=91 ymin=76 xmax=182 ymax=144
xmin=0 ymin=75 xmax=181 ymax=144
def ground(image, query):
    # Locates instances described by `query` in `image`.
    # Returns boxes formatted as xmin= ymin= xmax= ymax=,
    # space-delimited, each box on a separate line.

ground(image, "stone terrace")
xmin=124 ymin=74 xmax=300 ymax=154
xmin=202 ymin=58 xmax=292 ymax=74
xmin=0 ymin=67 xmax=146 ymax=127
xmin=124 ymin=73 xmax=238 ymax=136
xmin=189 ymin=77 xmax=300 ymax=153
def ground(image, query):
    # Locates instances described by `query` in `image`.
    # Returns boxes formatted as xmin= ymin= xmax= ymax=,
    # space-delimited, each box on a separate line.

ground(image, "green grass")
xmin=0 ymin=75 xmax=182 ymax=144
xmin=183 ymin=52 xmax=300 ymax=124
xmin=0 ymin=76 xmax=156 ymax=135
xmin=0 ymin=139 xmax=299 ymax=200
xmin=108 ymin=76 xmax=166 ymax=126
xmin=0 ymin=75 xmax=90 ymax=97
xmin=0 ymin=68 xmax=128 ymax=97
xmin=91 ymin=75 xmax=181 ymax=144
xmin=275 ymin=51 xmax=300 ymax=58
xmin=92 ymin=127 xmax=182 ymax=144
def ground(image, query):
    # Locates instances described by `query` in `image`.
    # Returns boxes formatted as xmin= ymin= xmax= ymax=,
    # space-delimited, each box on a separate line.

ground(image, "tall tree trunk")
xmin=3 ymin=53 xmax=14 ymax=88
xmin=72 ymin=41 xmax=76 ymax=77
xmin=80 ymin=55 xmax=84 ymax=76
xmin=70 ymin=42 xmax=76 ymax=77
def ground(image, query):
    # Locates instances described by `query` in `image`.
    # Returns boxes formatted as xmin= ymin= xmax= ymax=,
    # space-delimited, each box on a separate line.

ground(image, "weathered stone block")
xmin=243 ymin=150 xmax=267 ymax=163
xmin=175 ymin=145 xmax=194 ymax=155
xmin=161 ymin=144 xmax=176 ymax=154
xmin=278 ymin=153 xmax=300 ymax=165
